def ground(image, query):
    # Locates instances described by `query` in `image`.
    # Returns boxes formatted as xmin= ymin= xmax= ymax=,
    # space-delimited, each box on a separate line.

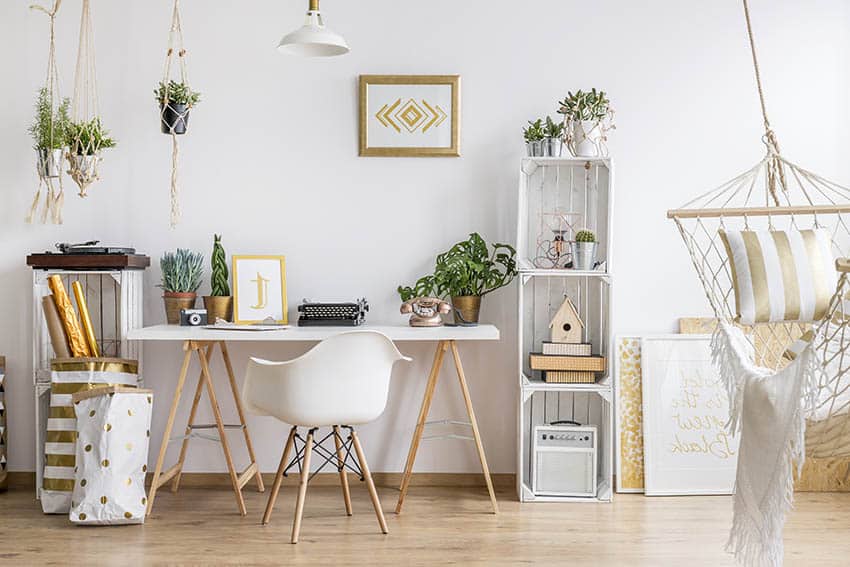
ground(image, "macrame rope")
xmin=161 ymin=0 xmax=189 ymax=227
xmin=27 ymin=0 xmax=65 ymax=224
xmin=742 ymin=0 xmax=786 ymax=205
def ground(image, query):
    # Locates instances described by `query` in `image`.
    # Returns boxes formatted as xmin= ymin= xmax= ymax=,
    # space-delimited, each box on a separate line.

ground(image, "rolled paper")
xmin=47 ymin=275 xmax=91 ymax=357
xmin=71 ymin=281 xmax=100 ymax=357
xmin=42 ymin=295 xmax=72 ymax=358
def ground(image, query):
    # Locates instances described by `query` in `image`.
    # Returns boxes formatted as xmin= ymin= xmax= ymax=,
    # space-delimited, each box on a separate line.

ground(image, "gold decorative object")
xmin=162 ymin=293 xmax=196 ymax=325
xmin=615 ymin=337 xmax=644 ymax=493
xmin=450 ymin=295 xmax=480 ymax=326
xmin=359 ymin=75 xmax=460 ymax=157
xmin=47 ymin=275 xmax=90 ymax=357
xmin=72 ymin=281 xmax=100 ymax=357
xmin=203 ymin=295 xmax=233 ymax=323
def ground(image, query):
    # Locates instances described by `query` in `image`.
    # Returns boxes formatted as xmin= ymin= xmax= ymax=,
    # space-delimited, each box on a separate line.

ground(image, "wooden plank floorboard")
xmin=1 ymin=487 xmax=848 ymax=565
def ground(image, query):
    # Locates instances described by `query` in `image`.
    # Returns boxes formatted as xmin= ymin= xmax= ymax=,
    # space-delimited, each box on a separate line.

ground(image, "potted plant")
xmin=202 ymin=235 xmax=233 ymax=322
xmin=159 ymin=248 xmax=204 ymax=324
xmin=155 ymin=80 xmax=201 ymax=135
xmin=571 ymin=229 xmax=598 ymax=271
xmin=523 ymin=118 xmax=545 ymax=157
xmin=557 ymin=89 xmax=614 ymax=157
xmin=398 ymin=233 xmax=517 ymax=326
xmin=29 ymin=88 xmax=70 ymax=179
xmin=542 ymin=116 xmax=564 ymax=157
xmin=64 ymin=117 xmax=116 ymax=190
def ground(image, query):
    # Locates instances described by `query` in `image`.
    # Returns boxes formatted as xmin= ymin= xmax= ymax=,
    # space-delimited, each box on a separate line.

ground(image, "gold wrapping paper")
xmin=47 ymin=275 xmax=91 ymax=357
xmin=42 ymin=295 xmax=72 ymax=358
xmin=71 ymin=280 xmax=100 ymax=357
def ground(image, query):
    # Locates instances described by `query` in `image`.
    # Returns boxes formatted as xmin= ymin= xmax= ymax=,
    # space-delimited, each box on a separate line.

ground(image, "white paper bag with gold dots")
xmin=70 ymin=386 xmax=153 ymax=525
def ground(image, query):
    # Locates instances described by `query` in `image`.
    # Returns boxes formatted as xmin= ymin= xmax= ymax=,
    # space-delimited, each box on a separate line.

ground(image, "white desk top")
xmin=127 ymin=324 xmax=500 ymax=342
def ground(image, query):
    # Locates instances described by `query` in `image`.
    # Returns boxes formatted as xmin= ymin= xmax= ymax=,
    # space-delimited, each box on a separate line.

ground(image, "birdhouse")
xmin=549 ymin=297 xmax=584 ymax=343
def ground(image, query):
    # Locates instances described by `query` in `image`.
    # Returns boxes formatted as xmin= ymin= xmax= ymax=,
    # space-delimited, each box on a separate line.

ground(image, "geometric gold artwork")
xmin=614 ymin=337 xmax=644 ymax=493
xmin=359 ymin=75 xmax=460 ymax=157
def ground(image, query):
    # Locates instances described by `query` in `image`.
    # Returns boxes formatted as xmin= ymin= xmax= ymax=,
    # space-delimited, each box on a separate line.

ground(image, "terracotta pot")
xmin=203 ymin=295 xmax=233 ymax=323
xmin=451 ymin=295 xmax=482 ymax=327
xmin=163 ymin=292 xmax=196 ymax=325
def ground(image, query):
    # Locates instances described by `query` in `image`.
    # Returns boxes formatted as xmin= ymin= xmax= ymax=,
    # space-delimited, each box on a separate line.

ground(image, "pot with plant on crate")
xmin=202 ymin=235 xmax=233 ymax=323
xmin=155 ymin=80 xmax=201 ymax=135
xmin=571 ymin=229 xmax=599 ymax=271
xmin=398 ymin=233 xmax=517 ymax=327
xmin=159 ymin=248 xmax=204 ymax=325
xmin=557 ymin=88 xmax=614 ymax=158
xmin=542 ymin=116 xmax=564 ymax=157
xmin=523 ymin=118 xmax=545 ymax=157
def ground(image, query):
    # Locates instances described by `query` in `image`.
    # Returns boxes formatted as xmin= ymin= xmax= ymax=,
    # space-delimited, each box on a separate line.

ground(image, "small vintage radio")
xmin=531 ymin=422 xmax=597 ymax=498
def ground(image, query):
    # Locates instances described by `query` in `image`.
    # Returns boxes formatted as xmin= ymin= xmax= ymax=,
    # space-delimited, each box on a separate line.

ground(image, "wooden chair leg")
xmin=291 ymin=429 xmax=314 ymax=544
xmin=351 ymin=429 xmax=388 ymax=534
xmin=333 ymin=426 xmax=353 ymax=516
xmin=263 ymin=426 xmax=296 ymax=526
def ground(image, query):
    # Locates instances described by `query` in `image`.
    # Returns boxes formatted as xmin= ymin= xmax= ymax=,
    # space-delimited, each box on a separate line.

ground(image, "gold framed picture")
xmin=359 ymin=74 xmax=460 ymax=157
xmin=231 ymin=255 xmax=288 ymax=325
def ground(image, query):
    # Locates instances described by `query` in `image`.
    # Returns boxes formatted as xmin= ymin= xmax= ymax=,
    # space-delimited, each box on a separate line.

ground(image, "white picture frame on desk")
xmin=232 ymin=255 xmax=288 ymax=325
xmin=640 ymin=334 xmax=738 ymax=496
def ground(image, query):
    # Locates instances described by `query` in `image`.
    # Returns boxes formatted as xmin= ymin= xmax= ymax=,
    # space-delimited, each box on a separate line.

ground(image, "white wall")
xmin=2 ymin=0 xmax=849 ymax=474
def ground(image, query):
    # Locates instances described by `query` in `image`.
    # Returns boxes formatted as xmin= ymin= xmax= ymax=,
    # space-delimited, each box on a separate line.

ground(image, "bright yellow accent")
xmin=43 ymin=478 xmax=75 ymax=491
xmin=616 ymin=337 xmax=644 ymax=491
xmin=231 ymin=255 xmax=288 ymax=325
xmin=249 ymin=272 xmax=271 ymax=309
xmin=46 ymin=454 xmax=76 ymax=467
xmin=72 ymin=280 xmax=100 ymax=357
xmin=46 ymin=430 xmax=77 ymax=443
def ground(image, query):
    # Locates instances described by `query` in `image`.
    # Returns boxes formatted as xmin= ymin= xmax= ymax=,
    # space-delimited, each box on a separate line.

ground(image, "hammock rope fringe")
xmin=27 ymin=0 xmax=65 ymax=224
xmin=669 ymin=1 xmax=850 ymax=565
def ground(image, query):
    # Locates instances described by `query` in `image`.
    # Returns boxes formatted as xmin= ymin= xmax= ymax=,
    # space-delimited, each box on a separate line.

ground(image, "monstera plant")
xmin=398 ymin=233 xmax=516 ymax=326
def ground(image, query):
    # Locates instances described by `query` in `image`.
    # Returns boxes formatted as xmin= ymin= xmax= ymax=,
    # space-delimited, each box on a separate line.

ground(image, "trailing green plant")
xmin=66 ymin=118 xmax=116 ymax=155
xmin=155 ymin=80 xmax=201 ymax=107
xmin=210 ymin=234 xmax=230 ymax=296
xmin=557 ymin=89 xmax=611 ymax=122
xmin=159 ymin=248 xmax=204 ymax=294
xmin=523 ymin=118 xmax=545 ymax=143
xmin=29 ymin=88 xmax=71 ymax=150
xmin=543 ymin=115 xmax=564 ymax=139
xmin=398 ymin=233 xmax=517 ymax=301
xmin=575 ymin=229 xmax=597 ymax=243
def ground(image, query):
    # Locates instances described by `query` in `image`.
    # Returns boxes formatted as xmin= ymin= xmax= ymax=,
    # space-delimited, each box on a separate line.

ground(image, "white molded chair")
xmin=243 ymin=330 xmax=411 ymax=543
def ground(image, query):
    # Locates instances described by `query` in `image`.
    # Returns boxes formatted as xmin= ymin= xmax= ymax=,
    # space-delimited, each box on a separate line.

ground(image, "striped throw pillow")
xmin=718 ymin=229 xmax=836 ymax=324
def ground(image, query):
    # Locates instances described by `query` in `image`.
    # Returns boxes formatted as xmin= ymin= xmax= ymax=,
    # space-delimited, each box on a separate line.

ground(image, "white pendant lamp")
xmin=278 ymin=0 xmax=349 ymax=57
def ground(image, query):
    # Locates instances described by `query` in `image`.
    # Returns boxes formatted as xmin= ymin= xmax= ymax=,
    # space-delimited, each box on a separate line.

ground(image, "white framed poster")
xmin=641 ymin=335 xmax=739 ymax=496
xmin=231 ymin=255 xmax=287 ymax=325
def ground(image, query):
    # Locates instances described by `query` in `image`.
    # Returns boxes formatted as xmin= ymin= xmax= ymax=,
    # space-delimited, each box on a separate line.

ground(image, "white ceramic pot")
xmin=572 ymin=120 xmax=602 ymax=157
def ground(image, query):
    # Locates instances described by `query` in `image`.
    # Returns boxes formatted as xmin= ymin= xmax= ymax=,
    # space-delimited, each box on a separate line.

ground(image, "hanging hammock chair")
xmin=27 ymin=0 xmax=66 ymax=224
xmin=668 ymin=2 xmax=850 ymax=566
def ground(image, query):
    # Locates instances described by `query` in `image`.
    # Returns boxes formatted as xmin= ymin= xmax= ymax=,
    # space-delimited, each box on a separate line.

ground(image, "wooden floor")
xmin=1 ymin=485 xmax=849 ymax=566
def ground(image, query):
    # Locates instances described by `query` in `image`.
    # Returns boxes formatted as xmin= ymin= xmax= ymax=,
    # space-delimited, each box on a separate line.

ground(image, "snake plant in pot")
xmin=159 ymin=248 xmax=204 ymax=324
xmin=202 ymin=235 xmax=232 ymax=322
xmin=29 ymin=87 xmax=71 ymax=179
xmin=155 ymin=80 xmax=201 ymax=135
xmin=398 ymin=233 xmax=517 ymax=326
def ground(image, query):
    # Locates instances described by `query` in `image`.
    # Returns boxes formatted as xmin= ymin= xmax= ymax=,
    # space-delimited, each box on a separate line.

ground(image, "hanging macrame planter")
xmin=156 ymin=0 xmax=200 ymax=227
xmin=27 ymin=0 xmax=68 ymax=224
xmin=66 ymin=0 xmax=115 ymax=197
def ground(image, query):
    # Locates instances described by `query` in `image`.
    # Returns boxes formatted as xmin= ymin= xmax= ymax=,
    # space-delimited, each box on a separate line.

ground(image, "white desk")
xmin=128 ymin=324 xmax=501 ymax=516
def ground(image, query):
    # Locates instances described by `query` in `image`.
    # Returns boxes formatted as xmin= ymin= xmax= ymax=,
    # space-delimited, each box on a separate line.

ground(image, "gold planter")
xmin=163 ymin=293 xmax=196 ymax=325
xmin=451 ymin=295 xmax=481 ymax=327
xmin=203 ymin=295 xmax=233 ymax=323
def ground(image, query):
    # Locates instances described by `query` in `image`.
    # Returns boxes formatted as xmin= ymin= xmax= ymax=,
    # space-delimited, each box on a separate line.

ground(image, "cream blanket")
xmin=712 ymin=322 xmax=819 ymax=567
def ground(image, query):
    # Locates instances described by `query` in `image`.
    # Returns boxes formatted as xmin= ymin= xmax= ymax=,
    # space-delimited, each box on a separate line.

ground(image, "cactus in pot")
xmin=571 ymin=229 xmax=599 ymax=271
xmin=159 ymin=248 xmax=204 ymax=324
xmin=203 ymin=235 xmax=233 ymax=323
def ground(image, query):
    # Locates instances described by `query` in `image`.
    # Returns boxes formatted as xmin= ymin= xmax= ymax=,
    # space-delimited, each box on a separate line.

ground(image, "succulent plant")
xmin=159 ymin=248 xmax=204 ymax=294
xmin=543 ymin=115 xmax=564 ymax=139
xmin=210 ymin=234 xmax=230 ymax=297
xmin=557 ymin=89 xmax=611 ymax=122
xmin=523 ymin=118 xmax=545 ymax=143
xmin=575 ymin=229 xmax=597 ymax=243
xmin=155 ymin=80 xmax=201 ymax=107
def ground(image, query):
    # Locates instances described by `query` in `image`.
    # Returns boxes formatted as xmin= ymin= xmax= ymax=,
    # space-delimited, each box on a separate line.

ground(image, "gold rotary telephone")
xmin=400 ymin=297 xmax=451 ymax=327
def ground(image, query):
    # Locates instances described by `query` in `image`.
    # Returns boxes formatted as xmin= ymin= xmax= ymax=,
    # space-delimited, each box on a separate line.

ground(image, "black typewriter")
xmin=297 ymin=298 xmax=369 ymax=327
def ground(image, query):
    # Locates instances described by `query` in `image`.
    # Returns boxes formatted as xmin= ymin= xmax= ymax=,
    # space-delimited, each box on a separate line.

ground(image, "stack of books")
xmin=530 ymin=342 xmax=606 ymax=383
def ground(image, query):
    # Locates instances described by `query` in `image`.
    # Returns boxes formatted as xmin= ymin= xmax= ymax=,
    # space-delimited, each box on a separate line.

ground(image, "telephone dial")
xmin=400 ymin=297 xmax=451 ymax=327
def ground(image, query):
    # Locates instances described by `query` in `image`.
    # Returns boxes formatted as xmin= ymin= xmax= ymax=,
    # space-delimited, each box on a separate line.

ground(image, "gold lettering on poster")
xmin=250 ymin=272 xmax=270 ymax=309
xmin=667 ymin=366 xmax=736 ymax=460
